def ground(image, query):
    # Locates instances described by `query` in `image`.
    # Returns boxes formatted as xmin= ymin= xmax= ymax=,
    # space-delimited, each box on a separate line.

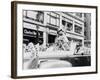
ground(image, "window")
xmin=47 ymin=14 xmax=50 ymax=23
xmin=57 ymin=19 xmax=60 ymax=26
xmin=75 ymin=13 xmax=82 ymax=18
xmin=66 ymin=22 xmax=73 ymax=31
xmin=36 ymin=11 xmax=44 ymax=23
xmin=51 ymin=17 xmax=56 ymax=25
xmin=62 ymin=20 xmax=73 ymax=31
xmin=25 ymin=10 xmax=44 ymax=23
xmin=23 ymin=10 xmax=27 ymax=16
xmin=38 ymin=31 xmax=43 ymax=45
xmin=62 ymin=20 xmax=66 ymax=26
xmin=74 ymin=25 xmax=82 ymax=34
xmin=47 ymin=12 xmax=60 ymax=27
xmin=27 ymin=11 xmax=37 ymax=19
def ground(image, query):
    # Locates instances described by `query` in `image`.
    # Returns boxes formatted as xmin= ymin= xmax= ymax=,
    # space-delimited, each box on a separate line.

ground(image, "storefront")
xmin=23 ymin=28 xmax=43 ymax=45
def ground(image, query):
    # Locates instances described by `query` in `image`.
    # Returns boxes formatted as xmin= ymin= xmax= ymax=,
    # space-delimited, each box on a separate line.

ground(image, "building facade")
xmin=23 ymin=10 xmax=85 ymax=47
xmin=84 ymin=13 xmax=91 ymax=48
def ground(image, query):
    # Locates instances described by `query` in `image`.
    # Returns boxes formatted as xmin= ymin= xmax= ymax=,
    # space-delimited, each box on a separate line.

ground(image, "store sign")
xmin=23 ymin=28 xmax=37 ymax=36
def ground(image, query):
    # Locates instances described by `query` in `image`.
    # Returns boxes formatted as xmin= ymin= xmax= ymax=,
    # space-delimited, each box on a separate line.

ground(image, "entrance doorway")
xmin=48 ymin=34 xmax=56 ymax=45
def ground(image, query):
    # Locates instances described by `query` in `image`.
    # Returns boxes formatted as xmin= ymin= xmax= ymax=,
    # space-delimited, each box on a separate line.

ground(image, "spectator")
xmin=23 ymin=42 xmax=39 ymax=69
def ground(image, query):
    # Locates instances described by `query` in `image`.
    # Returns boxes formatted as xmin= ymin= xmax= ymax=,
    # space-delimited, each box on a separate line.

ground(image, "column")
xmin=72 ymin=21 xmax=75 ymax=33
xmin=43 ymin=31 xmax=47 ymax=47
xmin=82 ymin=23 xmax=84 ymax=47
xmin=43 ymin=12 xmax=48 ymax=47
xmin=43 ymin=12 xmax=48 ymax=26
xmin=59 ymin=12 xmax=63 ymax=30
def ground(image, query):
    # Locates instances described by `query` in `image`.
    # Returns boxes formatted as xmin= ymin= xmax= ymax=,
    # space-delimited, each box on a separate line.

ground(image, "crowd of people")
xmin=23 ymin=28 xmax=91 ymax=69
xmin=23 ymin=28 xmax=90 ymax=60
xmin=23 ymin=42 xmax=39 ymax=69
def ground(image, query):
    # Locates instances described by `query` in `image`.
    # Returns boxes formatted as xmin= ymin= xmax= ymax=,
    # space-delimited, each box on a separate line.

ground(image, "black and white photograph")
xmin=23 ymin=10 xmax=91 ymax=69
xmin=11 ymin=1 xmax=97 ymax=78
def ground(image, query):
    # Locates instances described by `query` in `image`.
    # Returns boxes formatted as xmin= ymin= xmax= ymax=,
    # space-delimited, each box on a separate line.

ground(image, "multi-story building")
xmin=84 ymin=13 xmax=91 ymax=48
xmin=23 ymin=10 xmax=85 ymax=47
